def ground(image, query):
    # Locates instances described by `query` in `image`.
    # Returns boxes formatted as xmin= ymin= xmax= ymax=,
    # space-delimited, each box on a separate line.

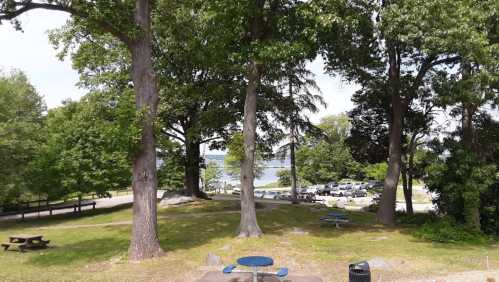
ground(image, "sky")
xmin=0 ymin=11 xmax=358 ymax=122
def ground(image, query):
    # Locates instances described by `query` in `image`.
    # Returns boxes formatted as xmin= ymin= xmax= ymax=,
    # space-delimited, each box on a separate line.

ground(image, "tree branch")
xmin=410 ymin=55 xmax=461 ymax=94
xmin=0 ymin=1 xmax=132 ymax=45
xmin=160 ymin=129 xmax=185 ymax=143
xmin=168 ymin=125 xmax=185 ymax=136
xmin=200 ymin=136 xmax=221 ymax=144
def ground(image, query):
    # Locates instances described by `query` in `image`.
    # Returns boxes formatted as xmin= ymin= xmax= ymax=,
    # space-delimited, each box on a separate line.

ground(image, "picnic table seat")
xmin=223 ymin=264 xmax=237 ymax=274
xmin=222 ymin=266 xmax=289 ymax=281
xmin=276 ymin=267 xmax=288 ymax=278
xmin=2 ymin=242 xmax=27 ymax=252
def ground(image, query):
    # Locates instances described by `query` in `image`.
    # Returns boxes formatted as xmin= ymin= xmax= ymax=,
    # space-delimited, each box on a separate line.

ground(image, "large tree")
xmin=1 ymin=0 xmax=162 ymax=260
xmin=0 ymin=70 xmax=45 ymax=205
xmin=154 ymin=0 xmax=244 ymax=198
xmin=296 ymin=114 xmax=361 ymax=184
xmin=316 ymin=0 xmax=494 ymax=225
xmin=204 ymin=0 xmax=317 ymax=236
xmin=274 ymin=62 xmax=324 ymax=202
xmin=30 ymin=91 xmax=134 ymax=203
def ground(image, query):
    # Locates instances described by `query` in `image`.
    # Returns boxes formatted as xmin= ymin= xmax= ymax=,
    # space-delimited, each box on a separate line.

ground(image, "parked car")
xmin=367 ymin=180 xmax=383 ymax=189
xmin=352 ymin=183 xmax=363 ymax=190
xmin=331 ymin=189 xmax=344 ymax=197
xmin=254 ymin=190 xmax=265 ymax=198
xmin=326 ymin=182 xmax=338 ymax=189
xmin=263 ymin=191 xmax=281 ymax=200
xmin=351 ymin=189 xmax=368 ymax=198
xmin=278 ymin=191 xmax=292 ymax=200
xmin=297 ymin=192 xmax=316 ymax=202
xmin=232 ymin=187 xmax=241 ymax=195
xmin=306 ymin=185 xmax=324 ymax=194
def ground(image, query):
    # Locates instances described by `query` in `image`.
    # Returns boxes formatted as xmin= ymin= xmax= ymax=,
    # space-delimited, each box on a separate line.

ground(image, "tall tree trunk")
xmin=406 ymin=145 xmax=415 ymax=215
xmin=238 ymin=59 xmax=263 ymax=237
xmin=128 ymin=0 xmax=163 ymax=261
xmin=184 ymin=139 xmax=202 ymax=198
xmin=462 ymin=103 xmax=481 ymax=230
xmin=401 ymin=155 xmax=414 ymax=215
xmin=289 ymin=77 xmax=298 ymax=203
xmin=377 ymin=44 xmax=403 ymax=226
xmin=290 ymin=131 xmax=298 ymax=203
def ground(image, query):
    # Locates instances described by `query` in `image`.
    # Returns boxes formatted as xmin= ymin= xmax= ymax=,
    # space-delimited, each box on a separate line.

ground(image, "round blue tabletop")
xmin=237 ymin=256 xmax=274 ymax=267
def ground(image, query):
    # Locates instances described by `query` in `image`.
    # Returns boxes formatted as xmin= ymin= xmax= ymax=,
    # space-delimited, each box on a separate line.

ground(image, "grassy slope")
xmin=0 ymin=200 xmax=497 ymax=282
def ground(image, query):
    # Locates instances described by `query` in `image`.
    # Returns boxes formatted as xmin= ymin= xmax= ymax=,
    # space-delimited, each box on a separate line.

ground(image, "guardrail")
xmin=0 ymin=201 xmax=96 ymax=219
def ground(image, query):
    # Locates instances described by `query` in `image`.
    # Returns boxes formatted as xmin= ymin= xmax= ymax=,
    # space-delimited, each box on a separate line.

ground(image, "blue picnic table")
xmin=223 ymin=256 xmax=288 ymax=282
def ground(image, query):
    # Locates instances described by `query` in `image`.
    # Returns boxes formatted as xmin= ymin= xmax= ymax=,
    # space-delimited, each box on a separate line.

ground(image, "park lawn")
xmin=0 ymin=200 xmax=497 ymax=282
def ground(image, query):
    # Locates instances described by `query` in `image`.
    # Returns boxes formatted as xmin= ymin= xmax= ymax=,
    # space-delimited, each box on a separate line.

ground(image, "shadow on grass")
xmin=156 ymin=202 xmax=388 ymax=253
xmin=8 ymin=199 xmax=496 ymax=270
xmin=28 ymin=237 xmax=129 ymax=266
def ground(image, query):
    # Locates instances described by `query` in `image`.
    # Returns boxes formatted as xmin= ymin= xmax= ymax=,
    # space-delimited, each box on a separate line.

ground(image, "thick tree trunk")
xmin=462 ymin=103 xmax=481 ymax=231
xmin=128 ymin=0 xmax=163 ymax=261
xmin=238 ymin=59 xmax=263 ymax=237
xmin=377 ymin=45 xmax=403 ymax=226
xmin=184 ymin=139 xmax=203 ymax=198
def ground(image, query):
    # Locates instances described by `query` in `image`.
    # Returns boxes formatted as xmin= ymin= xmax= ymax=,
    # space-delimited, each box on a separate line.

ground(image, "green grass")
xmin=0 ymin=200 xmax=497 ymax=282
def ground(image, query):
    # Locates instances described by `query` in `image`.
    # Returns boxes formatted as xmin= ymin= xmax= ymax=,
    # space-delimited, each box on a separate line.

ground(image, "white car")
xmin=254 ymin=190 xmax=265 ymax=198
xmin=352 ymin=183 xmax=363 ymax=190
xmin=306 ymin=185 xmax=324 ymax=194
xmin=263 ymin=191 xmax=280 ymax=200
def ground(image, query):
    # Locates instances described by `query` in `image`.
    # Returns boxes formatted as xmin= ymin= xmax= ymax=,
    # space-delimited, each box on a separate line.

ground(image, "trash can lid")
xmin=349 ymin=261 xmax=370 ymax=271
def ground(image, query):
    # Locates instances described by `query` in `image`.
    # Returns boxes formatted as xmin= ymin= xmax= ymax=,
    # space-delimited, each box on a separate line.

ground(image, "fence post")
xmin=78 ymin=195 xmax=82 ymax=213
xmin=49 ymin=207 xmax=53 ymax=216
xmin=74 ymin=204 xmax=77 ymax=213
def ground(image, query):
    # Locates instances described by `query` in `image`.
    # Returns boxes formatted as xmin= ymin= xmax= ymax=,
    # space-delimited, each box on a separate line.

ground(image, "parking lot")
xmin=227 ymin=181 xmax=436 ymax=213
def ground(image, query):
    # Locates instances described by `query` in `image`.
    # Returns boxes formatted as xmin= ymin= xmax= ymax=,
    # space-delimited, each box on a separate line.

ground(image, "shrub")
xmin=397 ymin=212 xmax=435 ymax=225
xmin=415 ymin=216 xmax=488 ymax=244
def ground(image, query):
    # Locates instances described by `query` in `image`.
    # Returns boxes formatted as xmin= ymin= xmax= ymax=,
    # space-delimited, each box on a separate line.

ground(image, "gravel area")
xmin=403 ymin=270 xmax=499 ymax=282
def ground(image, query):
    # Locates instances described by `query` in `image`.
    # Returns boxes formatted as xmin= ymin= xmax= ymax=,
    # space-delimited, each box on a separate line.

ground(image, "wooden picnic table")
xmin=2 ymin=234 xmax=50 ymax=251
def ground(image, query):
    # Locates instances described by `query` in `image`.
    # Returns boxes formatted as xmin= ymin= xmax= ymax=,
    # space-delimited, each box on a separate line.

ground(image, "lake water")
xmin=205 ymin=154 xmax=290 ymax=186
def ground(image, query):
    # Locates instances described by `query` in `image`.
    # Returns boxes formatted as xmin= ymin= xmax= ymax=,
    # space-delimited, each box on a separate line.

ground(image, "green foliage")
xmin=296 ymin=114 xmax=362 ymax=184
xmin=202 ymin=161 xmax=223 ymax=190
xmin=426 ymin=147 xmax=496 ymax=230
xmin=29 ymin=90 xmax=135 ymax=200
xmin=415 ymin=217 xmax=488 ymax=244
xmin=157 ymin=139 xmax=184 ymax=190
xmin=363 ymin=162 xmax=388 ymax=181
xmin=0 ymin=70 xmax=45 ymax=204
xmin=224 ymin=133 xmax=264 ymax=180
xmin=277 ymin=169 xmax=291 ymax=187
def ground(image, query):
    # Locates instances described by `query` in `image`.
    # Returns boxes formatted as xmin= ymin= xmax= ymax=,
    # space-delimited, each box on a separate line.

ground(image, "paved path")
xmin=0 ymin=193 xmax=144 ymax=221
xmin=14 ymin=205 xmax=275 ymax=230
xmin=197 ymin=271 xmax=323 ymax=282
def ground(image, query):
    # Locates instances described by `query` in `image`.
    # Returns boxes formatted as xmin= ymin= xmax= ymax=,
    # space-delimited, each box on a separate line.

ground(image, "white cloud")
xmin=307 ymin=57 xmax=359 ymax=123
xmin=0 ymin=10 xmax=84 ymax=109
xmin=0 ymin=11 xmax=358 ymax=120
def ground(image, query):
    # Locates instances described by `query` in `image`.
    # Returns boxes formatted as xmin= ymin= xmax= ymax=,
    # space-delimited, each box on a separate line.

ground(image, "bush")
xmin=415 ymin=217 xmax=488 ymax=244
xmin=397 ymin=212 xmax=435 ymax=225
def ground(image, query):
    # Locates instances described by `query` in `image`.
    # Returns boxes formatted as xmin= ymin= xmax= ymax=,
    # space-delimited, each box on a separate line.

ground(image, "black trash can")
xmin=349 ymin=261 xmax=371 ymax=282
